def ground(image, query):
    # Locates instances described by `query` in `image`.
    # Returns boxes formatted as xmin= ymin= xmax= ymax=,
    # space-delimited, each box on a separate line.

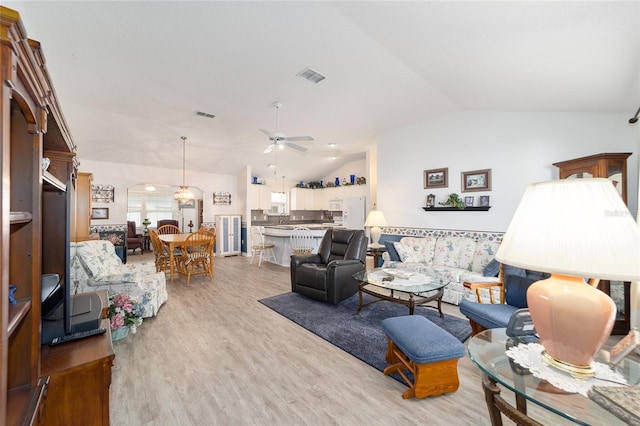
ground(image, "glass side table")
xmin=467 ymin=328 xmax=640 ymax=425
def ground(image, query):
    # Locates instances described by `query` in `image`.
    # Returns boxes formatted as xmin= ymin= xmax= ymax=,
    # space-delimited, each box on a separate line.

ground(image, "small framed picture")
xmin=90 ymin=207 xmax=109 ymax=220
xmin=480 ymin=196 xmax=490 ymax=207
xmin=464 ymin=196 xmax=474 ymax=207
xmin=424 ymin=168 xmax=448 ymax=189
xmin=462 ymin=169 xmax=492 ymax=192
xmin=178 ymin=199 xmax=195 ymax=209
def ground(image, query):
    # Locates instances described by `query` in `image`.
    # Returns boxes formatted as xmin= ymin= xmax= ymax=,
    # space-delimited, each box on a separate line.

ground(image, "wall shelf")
xmin=422 ymin=206 xmax=491 ymax=211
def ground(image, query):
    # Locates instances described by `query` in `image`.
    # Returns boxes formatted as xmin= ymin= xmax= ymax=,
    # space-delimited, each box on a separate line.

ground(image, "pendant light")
xmin=173 ymin=136 xmax=194 ymax=201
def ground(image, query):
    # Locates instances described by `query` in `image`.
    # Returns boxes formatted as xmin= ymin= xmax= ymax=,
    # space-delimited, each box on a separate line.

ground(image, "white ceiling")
xmin=6 ymin=1 xmax=640 ymax=182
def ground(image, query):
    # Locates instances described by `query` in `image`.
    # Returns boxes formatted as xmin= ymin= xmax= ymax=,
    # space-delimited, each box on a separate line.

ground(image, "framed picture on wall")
xmin=424 ymin=168 xmax=448 ymax=189
xmin=90 ymin=207 xmax=109 ymax=219
xmin=91 ymin=184 xmax=115 ymax=203
xmin=213 ymin=192 xmax=231 ymax=205
xmin=462 ymin=169 xmax=492 ymax=192
xmin=178 ymin=199 xmax=195 ymax=209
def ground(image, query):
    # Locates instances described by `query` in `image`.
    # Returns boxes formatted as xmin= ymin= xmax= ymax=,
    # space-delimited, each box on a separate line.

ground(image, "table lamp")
xmin=365 ymin=210 xmax=388 ymax=246
xmin=142 ymin=218 xmax=151 ymax=232
xmin=495 ymin=178 xmax=640 ymax=378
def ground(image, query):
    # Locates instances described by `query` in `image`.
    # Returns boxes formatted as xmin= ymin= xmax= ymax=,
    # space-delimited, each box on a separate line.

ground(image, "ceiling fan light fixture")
xmin=297 ymin=67 xmax=326 ymax=84
xmin=174 ymin=136 xmax=195 ymax=202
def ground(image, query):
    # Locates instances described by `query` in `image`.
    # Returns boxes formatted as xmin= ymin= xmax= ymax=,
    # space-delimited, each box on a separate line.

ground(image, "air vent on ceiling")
xmin=297 ymin=67 xmax=326 ymax=84
xmin=195 ymin=111 xmax=215 ymax=118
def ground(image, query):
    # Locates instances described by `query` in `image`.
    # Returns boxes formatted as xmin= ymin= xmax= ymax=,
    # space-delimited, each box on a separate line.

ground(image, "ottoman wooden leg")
xmin=383 ymin=338 xmax=461 ymax=399
xmin=412 ymin=358 xmax=461 ymax=399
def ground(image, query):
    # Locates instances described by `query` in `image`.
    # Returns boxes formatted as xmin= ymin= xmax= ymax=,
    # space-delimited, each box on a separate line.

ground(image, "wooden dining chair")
xmin=197 ymin=229 xmax=216 ymax=278
xmin=157 ymin=224 xmax=181 ymax=235
xmin=177 ymin=231 xmax=215 ymax=285
xmin=148 ymin=229 xmax=177 ymax=274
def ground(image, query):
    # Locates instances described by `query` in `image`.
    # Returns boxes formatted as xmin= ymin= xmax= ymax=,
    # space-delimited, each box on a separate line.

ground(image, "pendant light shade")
xmin=174 ymin=136 xmax=194 ymax=202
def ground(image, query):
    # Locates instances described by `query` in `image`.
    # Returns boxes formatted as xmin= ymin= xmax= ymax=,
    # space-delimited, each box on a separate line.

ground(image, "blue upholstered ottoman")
xmin=381 ymin=315 xmax=465 ymax=399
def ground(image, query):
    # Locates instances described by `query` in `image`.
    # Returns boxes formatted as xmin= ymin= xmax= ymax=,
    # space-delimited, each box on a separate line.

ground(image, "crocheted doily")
xmin=505 ymin=343 xmax=627 ymax=397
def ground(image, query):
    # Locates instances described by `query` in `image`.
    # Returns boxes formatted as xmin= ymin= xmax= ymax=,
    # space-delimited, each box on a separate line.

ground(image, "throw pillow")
xmin=393 ymin=241 xmax=422 ymax=263
xmin=504 ymin=265 xmax=527 ymax=277
xmin=483 ymin=259 xmax=500 ymax=277
xmin=384 ymin=240 xmax=400 ymax=261
xmin=505 ymin=275 xmax=538 ymax=308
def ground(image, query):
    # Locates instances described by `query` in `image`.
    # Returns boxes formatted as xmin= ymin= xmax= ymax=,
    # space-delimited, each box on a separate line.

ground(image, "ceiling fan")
xmin=261 ymin=101 xmax=313 ymax=154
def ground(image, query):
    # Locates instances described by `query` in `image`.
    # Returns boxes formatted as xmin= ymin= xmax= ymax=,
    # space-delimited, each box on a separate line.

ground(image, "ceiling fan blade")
xmin=263 ymin=144 xmax=275 ymax=154
xmin=259 ymin=128 xmax=274 ymax=139
xmin=285 ymin=142 xmax=308 ymax=152
xmin=285 ymin=135 xmax=314 ymax=142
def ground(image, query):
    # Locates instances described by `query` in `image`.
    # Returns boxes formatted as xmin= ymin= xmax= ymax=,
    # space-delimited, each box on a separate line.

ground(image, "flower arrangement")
xmin=108 ymin=293 xmax=143 ymax=333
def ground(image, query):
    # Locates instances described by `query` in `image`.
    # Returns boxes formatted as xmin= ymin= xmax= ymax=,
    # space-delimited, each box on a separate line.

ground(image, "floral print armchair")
xmin=70 ymin=239 xmax=168 ymax=317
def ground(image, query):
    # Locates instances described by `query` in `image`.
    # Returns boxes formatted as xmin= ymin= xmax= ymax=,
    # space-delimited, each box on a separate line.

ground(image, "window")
xmin=270 ymin=191 xmax=287 ymax=214
xmin=127 ymin=194 xmax=175 ymax=227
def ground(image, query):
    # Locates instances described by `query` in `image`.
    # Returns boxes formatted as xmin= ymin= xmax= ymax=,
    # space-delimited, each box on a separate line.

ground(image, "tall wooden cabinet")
xmin=1 ymin=7 xmax=115 ymax=425
xmin=553 ymin=152 xmax=632 ymax=334
xmin=72 ymin=172 xmax=94 ymax=241
xmin=553 ymin=152 xmax=631 ymax=204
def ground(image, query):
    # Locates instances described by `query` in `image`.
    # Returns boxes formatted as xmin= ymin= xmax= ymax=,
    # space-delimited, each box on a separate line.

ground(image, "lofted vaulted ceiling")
xmin=5 ymin=1 xmax=640 ymax=182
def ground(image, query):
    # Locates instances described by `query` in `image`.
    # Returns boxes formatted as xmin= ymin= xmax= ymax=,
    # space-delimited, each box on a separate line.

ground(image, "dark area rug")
xmin=258 ymin=292 xmax=471 ymax=374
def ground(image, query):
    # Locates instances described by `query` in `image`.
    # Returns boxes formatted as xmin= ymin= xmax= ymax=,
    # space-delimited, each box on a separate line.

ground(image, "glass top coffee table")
xmin=352 ymin=268 xmax=449 ymax=316
xmin=468 ymin=328 xmax=640 ymax=425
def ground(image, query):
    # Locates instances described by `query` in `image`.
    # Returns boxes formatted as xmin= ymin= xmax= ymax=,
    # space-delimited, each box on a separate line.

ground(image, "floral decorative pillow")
xmin=393 ymin=237 xmax=436 ymax=264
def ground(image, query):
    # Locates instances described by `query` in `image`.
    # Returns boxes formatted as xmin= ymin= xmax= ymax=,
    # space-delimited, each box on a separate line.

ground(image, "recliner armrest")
xmin=327 ymin=259 xmax=363 ymax=268
xmin=291 ymin=253 xmax=321 ymax=268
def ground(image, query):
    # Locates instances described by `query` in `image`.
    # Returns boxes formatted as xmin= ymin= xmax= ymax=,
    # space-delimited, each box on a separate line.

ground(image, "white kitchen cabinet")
xmin=216 ymin=215 xmax=241 ymax=256
xmin=250 ymin=184 xmax=271 ymax=210
xmin=290 ymin=188 xmax=315 ymax=210
xmin=313 ymin=188 xmax=327 ymax=210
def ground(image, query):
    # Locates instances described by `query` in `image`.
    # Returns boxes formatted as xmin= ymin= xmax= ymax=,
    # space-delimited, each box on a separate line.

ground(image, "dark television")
xmin=41 ymin=179 xmax=102 ymax=344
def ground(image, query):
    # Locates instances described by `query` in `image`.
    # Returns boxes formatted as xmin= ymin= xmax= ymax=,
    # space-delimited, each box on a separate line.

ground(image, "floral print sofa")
xmin=70 ymin=239 xmax=168 ymax=317
xmin=380 ymin=228 xmax=504 ymax=305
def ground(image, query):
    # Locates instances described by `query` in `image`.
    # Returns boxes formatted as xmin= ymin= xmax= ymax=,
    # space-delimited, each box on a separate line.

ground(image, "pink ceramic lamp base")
xmin=527 ymin=274 xmax=616 ymax=378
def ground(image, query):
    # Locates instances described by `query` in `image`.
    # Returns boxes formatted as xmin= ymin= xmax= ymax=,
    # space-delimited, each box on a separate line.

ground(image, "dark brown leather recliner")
xmin=290 ymin=229 xmax=368 ymax=304
xmin=127 ymin=221 xmax=144 ymax=254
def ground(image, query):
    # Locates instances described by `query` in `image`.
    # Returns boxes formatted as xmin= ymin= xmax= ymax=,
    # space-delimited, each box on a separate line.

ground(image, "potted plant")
xmin=108 ymin=293 xmax=143 ymax=341
xmin=439 ymin=193 xmax=466 ymax=210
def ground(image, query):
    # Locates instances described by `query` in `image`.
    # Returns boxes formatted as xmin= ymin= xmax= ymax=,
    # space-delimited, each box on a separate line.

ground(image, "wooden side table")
xmin=367 ymin=245 xmax=387 ymax=268
xmin=143 ymin=233 xmax=151 ymax=251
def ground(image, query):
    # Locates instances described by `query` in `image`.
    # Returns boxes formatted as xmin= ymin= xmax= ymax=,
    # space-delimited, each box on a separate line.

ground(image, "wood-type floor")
xmin=112 ymin=252 xmax=578 ymax=425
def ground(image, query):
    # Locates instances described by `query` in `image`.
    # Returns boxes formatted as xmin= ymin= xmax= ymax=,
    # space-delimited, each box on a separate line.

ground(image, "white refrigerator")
xmin=341 ymin=196 xmax=366 ymax=229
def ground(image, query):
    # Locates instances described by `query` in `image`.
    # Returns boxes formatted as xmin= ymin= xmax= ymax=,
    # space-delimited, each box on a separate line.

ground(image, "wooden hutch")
xmin=1 ymin=6 xmax=114 ymax=425
xmin=553 ymin=152 xmax=633 ymax=334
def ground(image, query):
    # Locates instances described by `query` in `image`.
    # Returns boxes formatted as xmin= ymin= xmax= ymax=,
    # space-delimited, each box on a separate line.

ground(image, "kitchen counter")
xmin=261 ymin=225 xmax=338 ymax=267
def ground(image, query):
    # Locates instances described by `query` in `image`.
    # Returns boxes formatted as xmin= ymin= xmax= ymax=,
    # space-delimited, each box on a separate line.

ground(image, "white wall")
xmin=322 ymin=159 xmax=366 ymax=187
xmin=80 ymin=159 xmax=240 ymax=227
xmin=378 ymin=111 xmax=639 ymax=233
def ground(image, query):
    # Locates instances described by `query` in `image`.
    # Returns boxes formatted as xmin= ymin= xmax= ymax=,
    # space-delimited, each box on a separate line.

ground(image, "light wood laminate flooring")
xmin=112 ymin=253 xmax=572 ymax=425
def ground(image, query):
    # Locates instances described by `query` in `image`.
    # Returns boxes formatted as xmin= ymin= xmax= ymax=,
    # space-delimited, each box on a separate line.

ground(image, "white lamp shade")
xmin=365 ymin=210 xmax=387 ymax=246
xmin=496 ymin=178 xmax=640 ymax=281
xmin=365 ymin=210 xmax=388 ymax=227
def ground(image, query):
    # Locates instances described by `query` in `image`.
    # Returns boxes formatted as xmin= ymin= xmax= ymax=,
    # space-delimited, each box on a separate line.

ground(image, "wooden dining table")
xmin=158 ymin=233 xmax=190 ymax=283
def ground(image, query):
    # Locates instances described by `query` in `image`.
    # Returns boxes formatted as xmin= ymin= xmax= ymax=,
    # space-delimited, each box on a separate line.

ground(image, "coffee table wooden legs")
xmin=357 ymin=283 xmax=445 ymax=317
xmin=482 ymin=374 xmax=542 ymax=426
